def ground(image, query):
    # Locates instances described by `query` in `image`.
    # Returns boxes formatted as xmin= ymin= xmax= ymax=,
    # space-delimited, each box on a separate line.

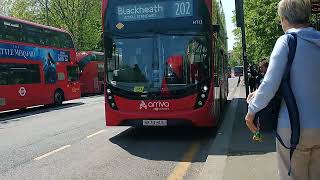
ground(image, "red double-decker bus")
xmin=0 ymin=15 xmax=81 ymax=112
xmin=102 ymin=0 xmax=228 ymax=127
xmin=76 ymin=51 xmax=105 ymax=95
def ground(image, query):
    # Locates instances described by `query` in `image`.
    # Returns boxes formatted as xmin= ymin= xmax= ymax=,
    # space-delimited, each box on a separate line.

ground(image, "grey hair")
xmin=278 ymin=0 xmax=311 ymax=24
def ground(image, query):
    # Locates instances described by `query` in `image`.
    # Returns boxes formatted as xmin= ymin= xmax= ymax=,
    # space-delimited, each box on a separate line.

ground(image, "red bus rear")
xmin=76 ymin=51 xmax=105 ymax=95
xmin=233 ymin=66 xmax=244 ymax=77
xmin=102 ymin=0 xmax=228 ymax=127
xmin=0 ymin=15 xmax=81 ymax=112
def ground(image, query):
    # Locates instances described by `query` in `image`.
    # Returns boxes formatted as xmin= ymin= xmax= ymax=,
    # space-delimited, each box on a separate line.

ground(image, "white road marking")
xmin=87 ymin=129 xmax=105 ymax=138
xmin=34 ymin=145 xmax=71 ymax=161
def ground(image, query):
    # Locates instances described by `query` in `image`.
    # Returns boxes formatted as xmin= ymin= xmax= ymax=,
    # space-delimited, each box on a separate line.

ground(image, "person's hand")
xmin=245 ymin=112 xmax=259 ymax=133
xmin=247 ymin=91 xmax=256 ymax=103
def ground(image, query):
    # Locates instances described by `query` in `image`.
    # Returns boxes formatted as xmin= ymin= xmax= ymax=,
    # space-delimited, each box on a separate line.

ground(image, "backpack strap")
xmin=275 ymin=32 xmax=300 ymax=176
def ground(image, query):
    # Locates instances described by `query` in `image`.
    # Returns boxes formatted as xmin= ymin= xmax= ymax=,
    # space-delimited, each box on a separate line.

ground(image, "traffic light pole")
xmin=235 ymin=0 xmax=249 ymax=97
xmin=241 ymin=24 xmax=249 ymax=97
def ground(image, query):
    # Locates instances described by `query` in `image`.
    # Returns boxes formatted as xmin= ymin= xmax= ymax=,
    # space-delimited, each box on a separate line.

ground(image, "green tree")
xmin=0 ymin=0 xmax=14 ymax=16
xmin=9 ymin=0 xmax=102 ymax=51
xmin=229 ymin=57 xmax=241 ymax=67
xmin=233 ymin=0 xmax=283 ymax=65
xmin=10 ymin=0 xmax=42 ymax=22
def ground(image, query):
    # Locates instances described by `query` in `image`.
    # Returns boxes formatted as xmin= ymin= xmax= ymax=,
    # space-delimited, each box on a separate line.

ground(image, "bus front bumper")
xmin=105 ymin=102 xmax=217 ymax=127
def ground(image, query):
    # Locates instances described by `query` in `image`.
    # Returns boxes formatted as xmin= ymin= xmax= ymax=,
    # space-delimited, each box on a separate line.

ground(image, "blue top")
xmin=248 ymin=27 xmax=320 ymax=129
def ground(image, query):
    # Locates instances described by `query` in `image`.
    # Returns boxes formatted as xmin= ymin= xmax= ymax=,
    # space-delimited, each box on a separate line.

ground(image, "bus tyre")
xmin=54 ymin=90 xmax=64 ymax=106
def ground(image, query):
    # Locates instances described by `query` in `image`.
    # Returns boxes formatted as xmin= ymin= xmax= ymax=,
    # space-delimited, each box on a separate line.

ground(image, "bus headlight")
xmin=106 ymin=87 xmax=118 ymax=110
xmin=194 ymin=84 xmax=210 ymax=109
xmin=203 ymin=86 xmax=208 ymax=92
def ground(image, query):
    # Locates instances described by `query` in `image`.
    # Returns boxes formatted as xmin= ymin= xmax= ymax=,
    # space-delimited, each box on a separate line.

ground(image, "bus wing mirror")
xmin=212 ymin=25 xmax=220 ymax=33
xmin=92 ymin=55 xmax=97 ymax=61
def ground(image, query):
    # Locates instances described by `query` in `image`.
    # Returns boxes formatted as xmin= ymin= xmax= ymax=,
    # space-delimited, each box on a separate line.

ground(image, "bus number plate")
xmin=143 ymin=120 xmax=167 ymax=126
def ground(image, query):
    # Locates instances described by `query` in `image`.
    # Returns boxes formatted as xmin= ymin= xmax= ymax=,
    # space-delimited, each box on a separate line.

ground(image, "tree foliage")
xmin=0 ymin=0 xmax=14 ymax=16
xmin=232 ymin=0 xmax=283 ymax=65
xmin=9 ymin=0 xmax=102 ymax=51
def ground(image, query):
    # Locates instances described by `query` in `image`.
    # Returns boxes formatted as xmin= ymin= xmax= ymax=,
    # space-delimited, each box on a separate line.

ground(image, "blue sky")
xmin=221 ymin=0 xmax=236 ymax=51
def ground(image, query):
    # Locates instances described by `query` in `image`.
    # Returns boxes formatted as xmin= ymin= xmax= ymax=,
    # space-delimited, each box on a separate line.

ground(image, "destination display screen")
xmin=117 ymin=0 xmax=194 ymax=22
xmin=105 ymin=0 xmax=211 ymax=34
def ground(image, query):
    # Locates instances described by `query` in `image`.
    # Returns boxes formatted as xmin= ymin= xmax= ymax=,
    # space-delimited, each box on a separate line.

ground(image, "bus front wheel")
xmin=54 ymin=90 xmax=64 ymax=105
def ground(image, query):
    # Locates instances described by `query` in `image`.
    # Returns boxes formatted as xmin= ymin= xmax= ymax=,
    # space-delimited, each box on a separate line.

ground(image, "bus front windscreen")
xmin=107 ymin=34 xmax=210 ymax=94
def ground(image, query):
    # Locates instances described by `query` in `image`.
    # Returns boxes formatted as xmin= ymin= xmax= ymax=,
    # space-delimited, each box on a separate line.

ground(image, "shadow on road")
xmin=109 ymin=100 xmax=232 ymax=163
xmin=0 ymin=102 xmax=84 ymax=123
xmin=80 ymin=94 xmax=104 ymax=98
xmin=228 ymin=99 xmax=276 ymax=156
xmin=110 ymin=126 xmax=217 ymax=162
xmin=208 ymin=98 xmax=276 ymax=157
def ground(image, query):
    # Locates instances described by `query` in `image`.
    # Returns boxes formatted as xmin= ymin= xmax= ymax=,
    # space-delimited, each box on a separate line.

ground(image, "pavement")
xmin=199 ymin=84 xmax=279 ymax=180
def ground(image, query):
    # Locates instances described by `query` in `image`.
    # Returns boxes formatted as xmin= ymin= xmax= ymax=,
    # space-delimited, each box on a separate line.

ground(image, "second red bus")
xmin=76 ymin=51 xmax=105 ymax=95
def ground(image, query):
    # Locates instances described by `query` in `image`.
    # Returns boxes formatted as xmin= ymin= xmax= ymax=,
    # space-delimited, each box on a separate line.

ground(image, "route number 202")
xmin=175 ymin=2 xmax=191 ymax=16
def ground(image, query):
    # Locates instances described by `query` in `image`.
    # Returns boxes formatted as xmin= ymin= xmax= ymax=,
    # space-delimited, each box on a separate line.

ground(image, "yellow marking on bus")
xmin=34 ymin=145 xmax=71 ymax=161
xmin=167 ymin=142 xmax=200 ymax=180
xmin=134 ymin=86 xmax=144 ymax=93
xmin=87 ymin=129 xmax=105 ymax=138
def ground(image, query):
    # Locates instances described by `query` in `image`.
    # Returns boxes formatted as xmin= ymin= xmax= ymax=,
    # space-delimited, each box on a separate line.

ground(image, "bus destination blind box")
xmin=117 ymin=0 xmax=193 ymax=22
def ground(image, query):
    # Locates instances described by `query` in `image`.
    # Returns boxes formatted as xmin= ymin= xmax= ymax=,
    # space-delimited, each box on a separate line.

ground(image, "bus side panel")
xmin=97 ymin=62 xmax=105 ymax=94
xmin=88 ymin=63 xmax=99 ymax=94
xmin=55 ymin=64 xmax=81 ymax=101
xmin=0 ymin=84 xmax=52 ymax=111
xmin=63 ymin=82 xmax=81 ymax=101
xmin=66 ymin=51 xmax=81 ymax=99
xmin=0 ymin=61 xmax=52 ymax=112
xmin=0 ymin=86 xmax=32 ymax=111
xmin=80 ymin=62 xmax=99 ymax=94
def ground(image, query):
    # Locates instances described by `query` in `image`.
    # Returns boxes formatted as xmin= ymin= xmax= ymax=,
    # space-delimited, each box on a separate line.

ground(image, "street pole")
xmin=235 ymin=0 xmax=249 ymax=97
xmin=45 ymin=0 xmax=49 ymax=26
xmin=241 ymin=24 xmax=249 ymax=97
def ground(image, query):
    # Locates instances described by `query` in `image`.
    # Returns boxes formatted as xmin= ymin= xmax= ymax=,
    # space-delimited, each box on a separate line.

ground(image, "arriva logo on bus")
xmin=139 ymin=100 xmax=170 ymax=111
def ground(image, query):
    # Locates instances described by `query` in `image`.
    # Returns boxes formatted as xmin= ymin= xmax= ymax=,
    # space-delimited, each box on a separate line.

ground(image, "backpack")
xmin=253 ymin=32 xmax=300 ymax=176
